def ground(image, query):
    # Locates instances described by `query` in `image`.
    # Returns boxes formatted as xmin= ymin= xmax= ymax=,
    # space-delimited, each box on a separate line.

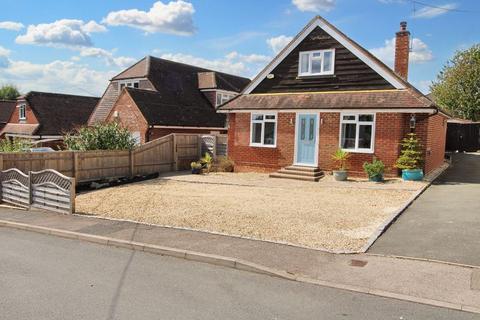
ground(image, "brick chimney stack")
xmin=394 ymin=21 xmax=410 ymax=80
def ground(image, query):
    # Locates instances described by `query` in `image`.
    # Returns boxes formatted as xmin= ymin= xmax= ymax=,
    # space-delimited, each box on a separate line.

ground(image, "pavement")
xmin=370 ymin=152 xmax=480 ymax=266
xmin=0 ymin=206 xmax=479 ymax=313
xmin=1 ymin=227 xmax=477 ymax=320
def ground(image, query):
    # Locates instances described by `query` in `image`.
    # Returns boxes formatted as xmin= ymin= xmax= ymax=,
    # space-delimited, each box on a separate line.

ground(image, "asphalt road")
xmin=0 ymin=228 xmax=476 ymax=320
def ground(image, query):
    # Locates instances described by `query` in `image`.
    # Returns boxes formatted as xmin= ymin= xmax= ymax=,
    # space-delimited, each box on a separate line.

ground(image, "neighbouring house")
xmin=88 ymin=56 xmax=250 ymax=144
xmin=0 ymin=100 xmax=16 ymax=132
xmin=218 ymin=16 xmax=449 ymax=179
xmin=0 ymin=91 xmax=99 ymax=148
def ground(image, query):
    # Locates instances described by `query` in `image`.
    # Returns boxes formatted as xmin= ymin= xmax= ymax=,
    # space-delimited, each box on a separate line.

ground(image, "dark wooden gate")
xmin=446 ymin=123 xmax=480 ymax=152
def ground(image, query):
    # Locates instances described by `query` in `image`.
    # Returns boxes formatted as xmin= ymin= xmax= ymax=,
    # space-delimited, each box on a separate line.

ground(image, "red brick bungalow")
xmin=0 ymin=92 xmax=99 ymax=148
xmin=218 ymin=16 xmax=448 ymax=179
xmin=89 ymin=56 xmax=250 ymax=144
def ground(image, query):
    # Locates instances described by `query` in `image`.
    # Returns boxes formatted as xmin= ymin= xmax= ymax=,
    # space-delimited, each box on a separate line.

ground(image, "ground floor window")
xmin=250 ymin=113 xmax=276 ymax=147
xmin=340 ymin=113 xmax=375 ymax=152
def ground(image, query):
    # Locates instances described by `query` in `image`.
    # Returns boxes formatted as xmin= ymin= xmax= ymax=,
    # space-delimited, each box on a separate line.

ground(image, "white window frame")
xmin=118 ymin=79 xmax=140 ymax=90
xmin=19 ymin=104 xmax=26 ymax=120
xmin=250 ymin=112 xmax=277 ymax=148
xmin=339 ymin=113 xmax=375 ymax=153
xmin=216 ymin=92 xmax=236 ymax=106
xmin=298 ymin=49 xmax=335 ymax=77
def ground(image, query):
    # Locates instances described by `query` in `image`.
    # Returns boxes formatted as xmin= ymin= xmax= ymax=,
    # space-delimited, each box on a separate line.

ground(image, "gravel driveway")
xmin=76 ymin=173 xmax=424 ymax=252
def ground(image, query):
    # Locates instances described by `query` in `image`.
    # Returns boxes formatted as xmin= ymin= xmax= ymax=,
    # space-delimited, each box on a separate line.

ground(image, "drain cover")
xmin=350 ymin=259 xmax=368 ymax=267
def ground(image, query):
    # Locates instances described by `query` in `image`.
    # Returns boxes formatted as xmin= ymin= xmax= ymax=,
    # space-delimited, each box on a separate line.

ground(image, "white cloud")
xmin=267 ymin=35 xmax=293 ymax=54
xmin=159 ymin=51 xmax=270 ymax=78
xmin=16 ymin=19 xmax=106 ymax=48
xmin=0 ymin=21 xmax=24 ymax=31
xmin=0 ymin=46 xmax=10 ymax=68
xmin=369 ymin=37 xmax=433 ymax=66
xmin=79 ymin=47 xmax=137 ymax=68
xmin=292 ymin=0 xmax=335 ymax=12
xmin=0 ymin=58 xmax=116 ymax=96
xmin=413 ymin=3 xmax=457 ymax=19
xmin=103 ymin=0 xmax=195 ymax=35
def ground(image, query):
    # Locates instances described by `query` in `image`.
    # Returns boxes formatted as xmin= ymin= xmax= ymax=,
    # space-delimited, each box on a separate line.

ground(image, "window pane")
xmin=359 ymin=114 xmax=374 ymax=122
xmin=309 ymin=118 xmax=314 ymax=140
xmin=341 ymin=123 xmax=356 ymax=149
xmin=342 ymin=115 xmax=355 ymax=121
xmin=358 ymin=125 xmax=372 ymax=149
xmin=311 ymin=58 xmax=322 ymax=74
xmin=133 ymin=82 xmax=139 ymax=88
xmin=323 ymin=51 xmax=333 ymax=72
xmin=252 ymin=123 xmax=262 ymax=143
xmin=301 ymin=118 xmax=306 ymax=140
xmin=312 ymin=52 xmax=321 ymax=58
xmin=120 ymin=84 xmax=125 ymax=90
xmin=252 ymin=114 xmax=263 ymax=121
xmin=265 ymin=115 xmax=276 ymax=120
xmin=216 ymin=94 xmax=222 ymax=106
xmin=264 ymin=122 xmax=275 ymax=145
xmin=300 ymin=53 xmax=309 ymax=73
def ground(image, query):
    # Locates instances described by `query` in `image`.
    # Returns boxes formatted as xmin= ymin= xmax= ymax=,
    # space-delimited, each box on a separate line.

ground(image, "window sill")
xmin=297 ymin=74 xmax=335 ymax=79
xmin=250 ymin=143 xmax=277 ymax=149
xmin=341 ymin=148 xmax=374 ymax=154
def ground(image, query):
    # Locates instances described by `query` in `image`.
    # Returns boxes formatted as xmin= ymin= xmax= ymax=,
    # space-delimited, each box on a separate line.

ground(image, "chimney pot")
xmin=400 ymin=21 xmax=407 ymax=31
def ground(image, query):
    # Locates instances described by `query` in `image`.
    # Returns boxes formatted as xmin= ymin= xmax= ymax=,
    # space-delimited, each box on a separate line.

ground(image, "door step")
xmin=269 ymin=166 xmax=324 ymax=182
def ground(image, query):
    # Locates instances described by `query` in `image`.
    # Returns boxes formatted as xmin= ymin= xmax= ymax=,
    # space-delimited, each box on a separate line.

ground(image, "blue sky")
xmin=0 ymin=0 xmax=478 ymax=96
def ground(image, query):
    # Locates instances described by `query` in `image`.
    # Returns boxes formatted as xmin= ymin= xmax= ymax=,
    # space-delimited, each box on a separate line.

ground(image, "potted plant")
xmin=395 ymin=133 xmax=424 ymax=181
xmin=363 ymin=158 xmax=385 ymax=182
xmin=190 ymin=161 xmax=202 ymax=174
xmin=331 ymin=149 xmax=350 ymax=181
xmin=199 ymin=152 xmax=213 ymax=173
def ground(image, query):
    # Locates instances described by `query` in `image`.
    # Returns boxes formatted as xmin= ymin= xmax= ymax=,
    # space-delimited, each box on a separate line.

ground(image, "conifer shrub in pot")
xmin=331 ymin=149 xmax=350 ymax=181
xmin=363 ymin=158 xmax=385 ymax=182
xmin=395 ymin=133 xmax=424 ymax=181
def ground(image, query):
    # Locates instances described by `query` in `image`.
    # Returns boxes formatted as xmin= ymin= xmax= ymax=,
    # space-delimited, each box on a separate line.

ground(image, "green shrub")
xmin=0 ymin=138 xmax=31 ymax=152
xmin=363 ymin=158 xmax=385 ymax=178
xmin=331 ymin=149 xmax=350 ymax=170
xmin=395 ymin=133 xmax=424 ymax=170
xmin=199 ymin=152 xmax=213 ymax=173
xmin=214 ymin=156 xmax=234 ymax=172
xmin=64 ymin=122 xmax=136 ymax=151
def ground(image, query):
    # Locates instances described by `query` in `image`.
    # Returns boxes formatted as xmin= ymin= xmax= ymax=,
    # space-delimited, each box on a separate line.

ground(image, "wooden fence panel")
xmin=1 ymin=152 xmax=74 ymax=177
xmin=133 ymin=134 xmax=175 ymax=175
xmin=30 ymin=169 xmax=75 ymax=214
xmin=76 ymin=150 xmax=130 ymax=182
xmin=175 ymin=134 xmax=200 ymax=170
xmin=0 ymin=168 xmax=30 ymax=208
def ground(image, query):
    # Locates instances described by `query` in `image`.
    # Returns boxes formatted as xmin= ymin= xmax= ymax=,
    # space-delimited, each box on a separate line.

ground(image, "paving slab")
xmin=369 ymin=152 xmax=480 ymax=266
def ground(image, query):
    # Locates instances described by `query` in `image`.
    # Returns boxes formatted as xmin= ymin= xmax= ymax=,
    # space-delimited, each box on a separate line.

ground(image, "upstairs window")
xmin=119 ymin=80 xmax=140 ymax=90
xmin=298 ymin=49 xmax=335 ymax=76
xmin=216 ymin=92 xmax=235 ymax=106
xmin=250 ymin=113 xmax=277 ymax=147
xmin=340 ymin=113 xmax=375 ymax=153
xmin=19 ymin=104 xmax=26 ymax=120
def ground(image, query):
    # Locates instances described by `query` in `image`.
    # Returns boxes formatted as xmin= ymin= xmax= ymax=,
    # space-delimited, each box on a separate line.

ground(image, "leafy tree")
xmin=0 ymin=138 xmax=31 ymax=152
xmin=0 ymin=85 xmax=20 ymax=101
xmin=430 ymin=44 xmax=480 ymax=121
xmin=64 ymin=122 xmax=136 ymax=151
xmin=395 ymin=133 xmax=423 ymax=170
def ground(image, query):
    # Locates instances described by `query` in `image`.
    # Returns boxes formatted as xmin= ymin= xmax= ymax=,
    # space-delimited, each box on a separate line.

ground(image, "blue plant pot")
xmin=369 ymin=174 xmax=384 ymax=182
xmin=191 ymin=168 xmax=201 ymax=174
xmin=401 ymin=169 xmax=423 ymax=181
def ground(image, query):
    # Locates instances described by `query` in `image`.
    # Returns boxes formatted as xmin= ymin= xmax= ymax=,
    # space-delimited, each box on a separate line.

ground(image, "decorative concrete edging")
xmin=0 ymin=217 xmax=478 ymax=315
xmin=359 ymin=162 xmax=450 ymax=253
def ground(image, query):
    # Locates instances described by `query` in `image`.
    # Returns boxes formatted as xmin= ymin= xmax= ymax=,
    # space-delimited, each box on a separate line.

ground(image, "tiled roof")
xmin=0 ymin=100 xmax=16 ymax=123
xmin=219 ymin=89 xmax=435 ymax=111
xmin=25 ymin=91 xmax=99 ymax=135
xmin=126 ymin=88 xmax=226 ymax=128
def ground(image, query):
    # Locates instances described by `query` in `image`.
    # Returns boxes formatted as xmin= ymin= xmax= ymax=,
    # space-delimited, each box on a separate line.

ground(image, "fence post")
xmin=212 ymin=135 xmax=218 ymax=161
xmin=129 ymin=150 xmax=135 ymax=177
xmin=173 ymin=134 xmax=179 ymax=171
xmin=73 ymin=152 xmax=80 ymax=181
xmin=197 ymin=135 xmax=202 ymax=159
xmin=28 ymin=171 xmax=33 ymax=209
xmin=0 ymin=154 xmax=3 ymax=171
xmin=69 ymin=177 xmax=76 ymax=214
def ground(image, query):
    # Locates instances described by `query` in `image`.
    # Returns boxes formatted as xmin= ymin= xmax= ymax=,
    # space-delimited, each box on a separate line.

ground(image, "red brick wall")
xmin=106 ymin=91 xmax=149 ymax=143
xmin=8 ymin=102 xmax=39 ymax=125
xmin=228 ymin=111 xmax=446 ymax=177
xmin=228 ymin=113 xmax=296 ymax=172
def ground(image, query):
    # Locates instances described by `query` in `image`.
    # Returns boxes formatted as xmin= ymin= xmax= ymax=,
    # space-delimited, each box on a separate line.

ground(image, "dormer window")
xmin=216 ymin=92 xmax=235 ymax=106
xmin=19 ymin=104 xmax=26 ymax=120
xmin=119 ymin=80 xmax=140 ymax=90
xmin=298 ymin=49 xmax=335 ymax=76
